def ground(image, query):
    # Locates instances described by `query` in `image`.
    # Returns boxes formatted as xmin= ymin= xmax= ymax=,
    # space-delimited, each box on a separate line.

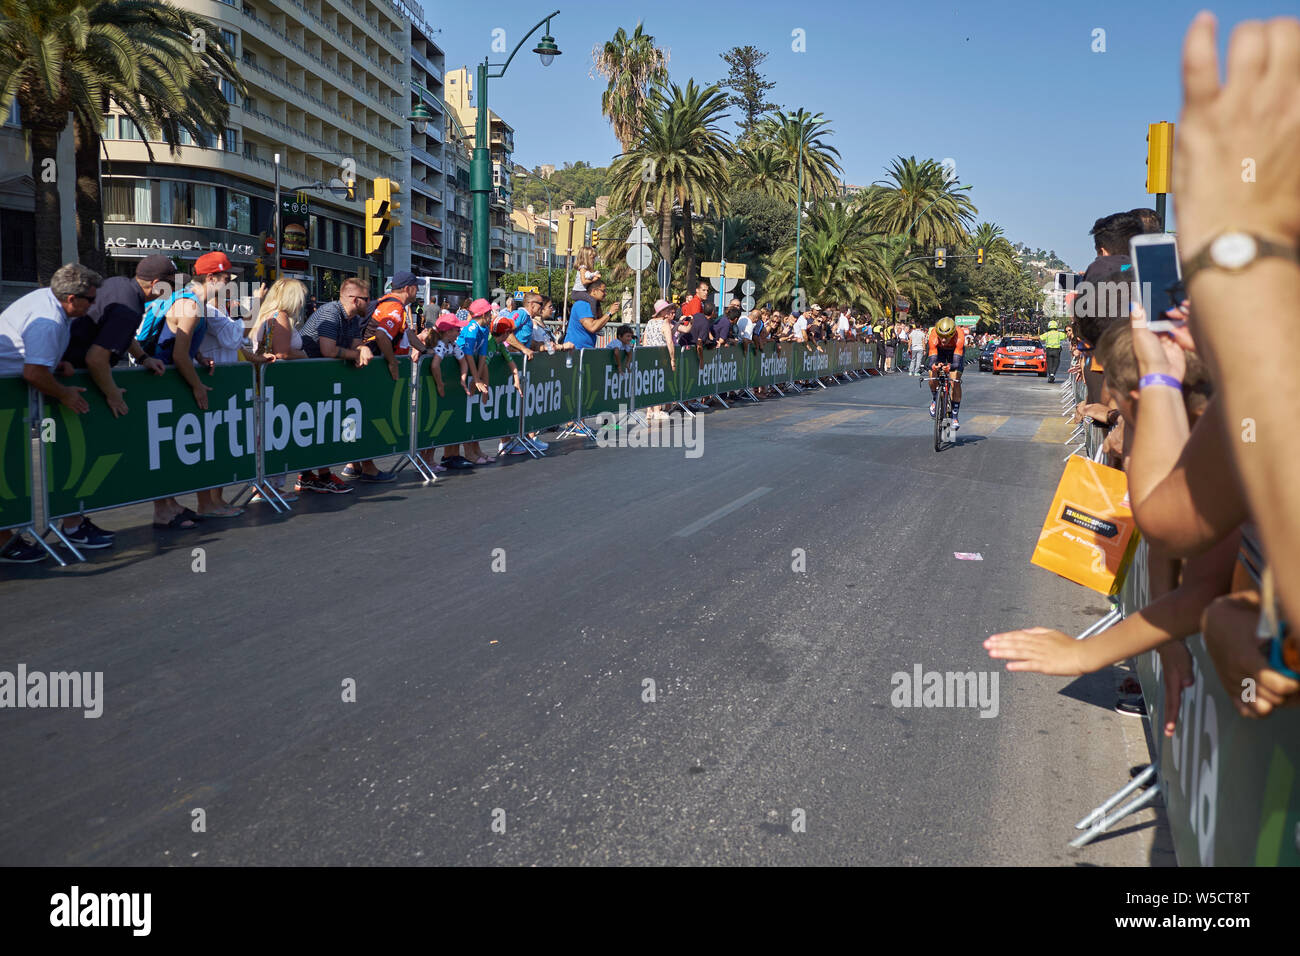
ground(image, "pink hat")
xmin=468 ymin=298 xmax=492 ymax=317
xmin=435 ymin=316 xmax=467 ymax=332
xmin=653 ymin=298 xmax=674 ymax=315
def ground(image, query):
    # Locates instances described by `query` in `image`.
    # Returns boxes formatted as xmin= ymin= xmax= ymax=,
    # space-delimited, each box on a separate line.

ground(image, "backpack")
xmin=137 ymin=289 xmax=202 ymax=357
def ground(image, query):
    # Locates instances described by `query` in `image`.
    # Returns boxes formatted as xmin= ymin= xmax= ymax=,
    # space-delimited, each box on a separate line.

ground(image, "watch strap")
xmin=1184 ymin=233 xmax=1300 ymax=285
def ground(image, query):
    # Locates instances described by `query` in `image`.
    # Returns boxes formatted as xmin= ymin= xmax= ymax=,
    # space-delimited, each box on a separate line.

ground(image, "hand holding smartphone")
xmin=1130 ymin=234 xmax=1186 ymax=332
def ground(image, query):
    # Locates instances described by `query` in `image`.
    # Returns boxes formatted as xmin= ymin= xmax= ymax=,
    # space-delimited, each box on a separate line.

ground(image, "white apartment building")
xmin=94 ymin=0 xmax=422 ymax=297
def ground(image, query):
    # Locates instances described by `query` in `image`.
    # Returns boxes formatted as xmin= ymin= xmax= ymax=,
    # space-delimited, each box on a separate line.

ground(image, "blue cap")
xmin=392 ymin=270 xmax=419 ymax=289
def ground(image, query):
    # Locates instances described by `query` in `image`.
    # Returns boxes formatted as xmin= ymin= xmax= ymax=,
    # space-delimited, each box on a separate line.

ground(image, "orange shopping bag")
xmin=1031 ymin=455 xmax=1139 ymax=595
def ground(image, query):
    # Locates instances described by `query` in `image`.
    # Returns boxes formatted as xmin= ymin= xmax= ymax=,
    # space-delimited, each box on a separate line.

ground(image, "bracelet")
xmin=1138 ymin=373 xmax=1182 ymax=391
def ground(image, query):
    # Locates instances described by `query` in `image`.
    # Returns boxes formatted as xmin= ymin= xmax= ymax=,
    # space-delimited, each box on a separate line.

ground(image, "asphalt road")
xmin=0 ymin=362 xmax=1172 ymax=866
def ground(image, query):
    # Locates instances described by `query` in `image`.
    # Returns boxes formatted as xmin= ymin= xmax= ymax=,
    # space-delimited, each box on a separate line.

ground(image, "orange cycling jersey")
xmin=927 ymin=326 xmax=965 ymax=358
xmin=365 ymin=295 xmax=412 ymax=354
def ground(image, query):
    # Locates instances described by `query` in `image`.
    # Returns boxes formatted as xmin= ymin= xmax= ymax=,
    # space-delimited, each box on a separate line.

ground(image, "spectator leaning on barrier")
xmin=564 ymin=278 xmax=610 ymax=349
xmin=418 ymin=314 xmax=472 ymax=472
xmin=296 ymin=277 xmax=373 ymax=492
xmin=0 ymin=263 xmax=102 ymax=561
xmin=640 ymin=298 xmax=677 ymax=419
xmin=454 ymin=298 xmax=495 ymax=466
xmin=609 ymin=323 xmax=635 ymax=375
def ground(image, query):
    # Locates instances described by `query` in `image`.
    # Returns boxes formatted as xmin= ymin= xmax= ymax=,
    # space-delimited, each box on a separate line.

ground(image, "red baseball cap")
xmin=194 ymin=251 xmax=234 ymax=276
xmin=490 ymin=317 xmax=515 ymax=336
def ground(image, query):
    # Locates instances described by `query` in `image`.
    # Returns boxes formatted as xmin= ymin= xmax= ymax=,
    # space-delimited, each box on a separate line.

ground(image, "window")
xmin=223 ymin=129 xmax=239 ymax=153
xmin=330 ymin=220 xmax=340 ymax=254
xmin=104 ymin=180 xmax=136 ymax=222
xmin=102 ymin=115 xmax=116 ymax=139
xmin=220 ymin=78 xmax=238 ymax=105
xmin=4 ymin=101 xmax=20 ymax=128
xmin=220 ymin=29 xmax=238 ymax=55
xmin=158 ymin=181 xmax=217 ymax=227
xmin=242 ymin=96 xmax=257 ymax=113
xmin=243 ymin=141 xmax=258 ymax=161
xmin=227 ymin=191 xmax=251 ymax=233
xmin=116 ymin=117 xmax=142 ymax=141
xmin=242 ymin=50 xmax=257 ymax=67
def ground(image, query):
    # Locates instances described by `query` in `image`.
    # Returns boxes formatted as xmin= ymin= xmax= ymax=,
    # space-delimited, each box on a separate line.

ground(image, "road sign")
xmin=626 ymin=244 xmax=653 ymax=271
xmin=656 ymin=259 xmax=671 ymax=294
xmin=700 ymin=261 xmax=746 ymax=279
xmin=741 ymin=279 xmax=755 ymax=296
xmin=955 ymin=315 xmax=979 ymax=327
xmin=742 ymin=295 xmax=755 ymax=310
xmin=625 ymin=218 xmax=652 ymax=246
xmin=709 ymin=275 xmax=737 ymax=292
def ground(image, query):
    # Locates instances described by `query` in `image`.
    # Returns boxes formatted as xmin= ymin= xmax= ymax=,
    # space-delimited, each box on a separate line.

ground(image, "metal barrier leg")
xmin=1074 ymin=607 xmax=1123 ymax=640
xmin=1074 ymin=763 xmax=1158 ymax=830
xmin=1070 ymin=775 xmax=1162 ymax=848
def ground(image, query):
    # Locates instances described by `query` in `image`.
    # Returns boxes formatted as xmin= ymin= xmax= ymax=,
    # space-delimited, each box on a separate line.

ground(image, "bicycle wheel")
xmin=933 ymin=381 xmax=947 ymax=452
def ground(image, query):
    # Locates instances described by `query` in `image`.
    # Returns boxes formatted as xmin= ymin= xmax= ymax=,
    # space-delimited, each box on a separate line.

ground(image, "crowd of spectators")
xmin=985 ymin=14 xmax=1300 ymax=732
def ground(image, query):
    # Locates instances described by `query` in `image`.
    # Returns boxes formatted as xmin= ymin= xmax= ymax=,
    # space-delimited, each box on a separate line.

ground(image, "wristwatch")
xmin=1182 ymin=231 xmax=1300 ymax=285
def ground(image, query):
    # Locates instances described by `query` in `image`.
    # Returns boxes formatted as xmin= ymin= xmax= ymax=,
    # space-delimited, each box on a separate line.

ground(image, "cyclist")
xmin=1040 ymin=320 xmax=1068 ymax=383
xmin=926 ymin=316 xmax=966 ymax=428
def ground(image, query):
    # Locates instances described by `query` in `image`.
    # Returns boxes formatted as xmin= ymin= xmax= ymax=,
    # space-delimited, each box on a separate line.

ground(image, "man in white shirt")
xmin=908 ymin=325 xmax=927 ymax=375
xmin=836 ymin=310 xmax=850 ymax=340
xmin=792 ymin=311 xmax=808 ymax=342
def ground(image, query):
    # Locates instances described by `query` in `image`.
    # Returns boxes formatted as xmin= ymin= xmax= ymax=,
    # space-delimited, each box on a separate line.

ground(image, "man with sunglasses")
xmin=0 ymin=263 xmax=101 ymax=562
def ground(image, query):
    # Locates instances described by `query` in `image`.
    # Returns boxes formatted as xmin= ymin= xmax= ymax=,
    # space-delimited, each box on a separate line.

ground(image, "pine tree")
xmin=719 ymin=45 xmax=778 ymax=141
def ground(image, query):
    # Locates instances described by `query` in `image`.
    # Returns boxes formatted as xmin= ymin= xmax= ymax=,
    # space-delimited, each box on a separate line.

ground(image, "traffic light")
xmin=1146 ymin=121 xmax=1174 ymax=194
xmin=591 ymin=228 xmax=599 ymax=244
xmin=934 ymin=247 xmax=946 ymax=269
xmin=976 ymin=247 xmax=985 ymax=268
xmin=365 ymin=178 xmax=401 ymax=255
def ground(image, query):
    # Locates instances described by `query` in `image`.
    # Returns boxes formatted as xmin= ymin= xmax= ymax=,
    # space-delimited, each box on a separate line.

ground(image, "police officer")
xmin=1041 ymin=320 xmax=1068 ymax=382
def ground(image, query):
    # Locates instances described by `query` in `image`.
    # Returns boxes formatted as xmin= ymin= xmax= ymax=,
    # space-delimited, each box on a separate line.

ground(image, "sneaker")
xmin=506 ymin=444 xmax=528 ymax=455
xmin=295 ymin=474 xmax=331 ymax=494
xmin=62 ymin=522 xmax=114 ymax=550
xmin=929 ymin=401 xmax=936 ymax=418
xmin=532 ymin=439 xmax=549 ymax=450
xmin=319 ymin=472 xmax=354 ymax=495
xmin=499 ymin=438 xmax=520 ymax=454
xmin=79 ymin=517 xmax=114 ymax=539
xmin=0 ymin=536 xmax=48 ymax=564
xmin=358 ymin=469 xmax=397 ymax=483
xmin=340 ymin=464 xmax=363 ymax=479
xmin=951 ymin=415 xmax=960 ymax=430
xmin=1114 ymin=696 xmax=1147 ymax=717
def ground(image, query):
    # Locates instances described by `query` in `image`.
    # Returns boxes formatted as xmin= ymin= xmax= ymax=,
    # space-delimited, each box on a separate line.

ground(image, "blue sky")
xmin=421 ymin=0 xmax=1300 ymax=269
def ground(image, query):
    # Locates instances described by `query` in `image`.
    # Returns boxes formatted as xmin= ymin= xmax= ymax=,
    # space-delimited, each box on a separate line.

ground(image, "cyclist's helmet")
xmin=935 ymin=317 xmax=957 ymax=340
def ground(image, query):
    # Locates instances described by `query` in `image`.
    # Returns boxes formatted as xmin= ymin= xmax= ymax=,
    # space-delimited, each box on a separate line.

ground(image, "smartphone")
xmin=1053 ymin=270 xmax=1075 ymax=293
xmin=1129 ymin=234 xmax=1184 ymax=332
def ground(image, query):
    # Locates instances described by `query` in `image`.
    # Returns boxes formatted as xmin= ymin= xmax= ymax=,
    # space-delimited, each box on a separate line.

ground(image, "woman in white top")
xmin=572 ymin=246 xmax=600 ymax=292
xmin=640 ymin=298 xmax=677 ymax=418
xmin=248 ymin=279 xmax=309 ymax=501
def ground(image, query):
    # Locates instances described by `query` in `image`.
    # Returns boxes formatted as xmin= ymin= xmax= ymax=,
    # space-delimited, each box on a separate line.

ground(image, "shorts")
xmin=930 ymin=352 xmax=964 ymax=373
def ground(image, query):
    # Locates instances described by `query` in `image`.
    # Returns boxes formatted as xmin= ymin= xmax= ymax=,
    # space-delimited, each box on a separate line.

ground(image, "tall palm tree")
xmin=0 ymin=0 xmax=242 ymax=279
xmin=732 ymin=144 xmax=794 ymax=202
xmin=967 ymin=221 xmax=1017 ymax=272
xmin=607 ymin=79 xmax=732 ymax=290
xmin=764 ymin=201 xmax=873 ymax=306
xmin=859 ymin=156 xmax=977 ymax=252
xmin=591 ymin=22 xmax=669 ymax=155
xmin=757 ymin=108 xmax=843 ymax=202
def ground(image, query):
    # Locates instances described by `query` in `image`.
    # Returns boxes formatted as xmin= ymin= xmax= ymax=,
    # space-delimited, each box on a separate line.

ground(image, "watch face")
xmin=1211 ymin=232 xmax=1257 ymax=270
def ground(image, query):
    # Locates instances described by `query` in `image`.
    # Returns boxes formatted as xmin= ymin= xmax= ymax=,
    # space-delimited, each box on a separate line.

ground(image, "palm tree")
xmin=591 ymin=22 xmax=669 ymax=154
xmin=607 ymin=79 xmax=732 ymax=290
xmin=733 ymin=144 xmax=795 ymax=202
xmin=968 ymin=221 xmax=1017 ymax=272
xmin=764 ymin=201 xmax=874 ymax=306
xmin=757 ymin=108 xmax=843 ymax=203
xmin=0 ymin=0 xmax=242 ymax=279
xmin=859 ymin=156 xmax=977 ymax=251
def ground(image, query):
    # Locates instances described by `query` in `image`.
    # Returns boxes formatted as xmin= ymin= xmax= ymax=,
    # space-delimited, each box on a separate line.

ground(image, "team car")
xmin=990 ymin=337 xmax=1047 ymax=376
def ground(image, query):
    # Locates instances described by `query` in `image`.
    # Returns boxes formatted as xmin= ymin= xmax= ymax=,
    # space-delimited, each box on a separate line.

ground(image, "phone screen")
xmin=1132 ymin=239 xmax=1184 ymax=324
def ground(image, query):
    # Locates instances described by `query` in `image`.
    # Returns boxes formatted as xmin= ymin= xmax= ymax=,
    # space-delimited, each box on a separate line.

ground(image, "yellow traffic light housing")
xmin=934 ymin=247 xmax=946 ymax=269
xmin=1146 ymin=121 xmax=1174 ymax=194
xmin=976 ymin=247 xmax=985 ymax=267
xmin=366 ymin=178 xmax=402 ymax=255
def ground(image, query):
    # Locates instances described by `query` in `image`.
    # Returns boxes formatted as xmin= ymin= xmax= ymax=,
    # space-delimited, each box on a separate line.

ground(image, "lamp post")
xmin=471 ymin=11 xmax=561 ymax=300
xmin=792 ymin=149 xmax=802 ymax=313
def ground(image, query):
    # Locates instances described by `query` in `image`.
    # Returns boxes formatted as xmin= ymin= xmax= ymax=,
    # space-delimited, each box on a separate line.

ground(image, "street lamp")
xmin=471 ymin=10 xmax=562 ymax=300
xmin=408 ymin=102 xmax=434 ymax=137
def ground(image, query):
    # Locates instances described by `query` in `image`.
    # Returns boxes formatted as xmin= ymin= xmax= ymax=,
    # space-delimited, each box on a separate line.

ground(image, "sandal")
xmin=198 ymin=506 xmax=244 ymax=518
xmin=178 ymin=507 xmax=203 ymax=522
xmin=153 ymin=512 xmax=199 ymax=530
xmin=473 ymin=455 xmax=495 ymax=465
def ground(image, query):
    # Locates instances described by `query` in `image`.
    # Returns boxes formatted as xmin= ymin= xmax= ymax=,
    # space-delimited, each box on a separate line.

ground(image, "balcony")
xmin=410 ymin=142 xmax=442 ymax=172
xmin=489 ymin=228 xmax=506 ymax=250
xmin=489 ymin=128 xmax=514 ymax=153
xmin=411 ymin=46 xmax=443 ymax=83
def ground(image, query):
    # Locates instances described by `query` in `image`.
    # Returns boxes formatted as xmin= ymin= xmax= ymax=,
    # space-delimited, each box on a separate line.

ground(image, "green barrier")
xmin=44 ymin=364 xmax=257 ymax=518
xmin=416 ymin=352 xmax=525 ymax=449
xmin=261 ymin=358 xmax=410 ymax=476
xmin=0 ymin=376 xmax=32 ymax=531
xmin=750 ymin=342 xmax=794 ymax=387
xmin=1135 ymin=636 xmax=1300 ymax=866
xmin=793 ymin=343 xmax=833 ymax=381
xmin=677 ymin=345 xmax=745 ymax=402
xmin=630 ymin=347 xmax=681 ymax=408
xmin=580 ymin=348 xmax=640 ymax=417
xmin=516 ymin=351 xmax=580 ymax=432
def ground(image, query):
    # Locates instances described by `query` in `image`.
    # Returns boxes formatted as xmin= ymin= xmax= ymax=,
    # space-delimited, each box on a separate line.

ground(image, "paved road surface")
xmin=0 ymin=364 xmax=1172 ymax=865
